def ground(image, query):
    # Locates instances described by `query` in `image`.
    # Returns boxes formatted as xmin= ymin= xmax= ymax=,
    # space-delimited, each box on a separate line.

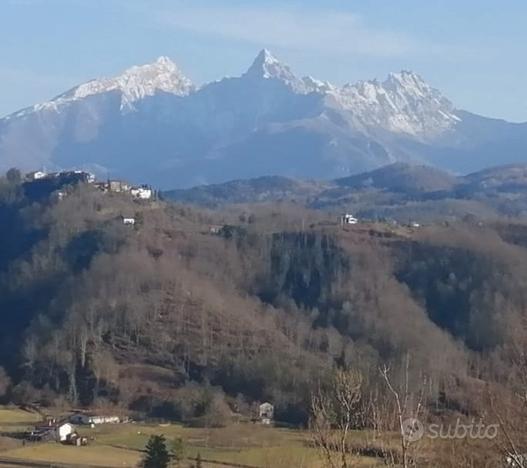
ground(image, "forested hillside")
xmin=0 ymin=170 xmax=526 ymax=426
xmin=165 ymin=163 xmax=527 ymax=222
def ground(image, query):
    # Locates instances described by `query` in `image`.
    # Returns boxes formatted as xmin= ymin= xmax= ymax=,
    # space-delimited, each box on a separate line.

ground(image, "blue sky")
xmin=1 ymin=0 xmax=526 ymax=121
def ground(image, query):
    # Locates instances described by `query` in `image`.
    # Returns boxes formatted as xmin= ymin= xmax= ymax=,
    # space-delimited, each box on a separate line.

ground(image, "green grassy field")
xmin=0 ymin=406 xmax=42 ymax=448
xmin=0 ymin=408 xmax=41 ymax=425
xmin=2 ymin=444 xmax=141 ymax=466
xmin=0 ymin=406 xmax=382 ymax=467
xmin=83 ymin=422 xmax=331 ymax=467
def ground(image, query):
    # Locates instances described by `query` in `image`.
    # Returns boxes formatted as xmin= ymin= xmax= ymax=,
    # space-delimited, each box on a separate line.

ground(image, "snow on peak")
xmin=11 ymin=57 xmax=195 ymax=117
xmin=329 ymin=70 xmax=460 ymax=138
xmin=3 ymin=53 xmax=459 ymax=141
xmin=243 ymin=49 xmax=335 ymax=95
xmin=240 ymin=53 xmax=457 ymax=139
xmin=155 ymin=55 xmax=174 ymax=66
xmin=244 ymin=49 xmax=301 ymax=87
xmin=302 ymin=76 xmax=336 ymax=93
xmin=62 ymin=56 xmax=195 ymax=109
xmin=384 ymin=70 xmax=426 ymax=89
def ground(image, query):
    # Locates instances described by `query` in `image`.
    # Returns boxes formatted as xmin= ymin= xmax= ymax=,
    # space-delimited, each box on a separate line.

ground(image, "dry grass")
xmin=0 ymin=406 xmax=43 ymax=440
xmin=87 ymin=423 xmax=384 ymax=468
xmin=0 ymin=436 xmax=22 ymax=453
xmin=3 ymin=443 xmax=141 ymax=467
xmin=0 ymin=407 xmax=41 ymax=424
xmin=0 ymin=407 xmax=386 ymax=467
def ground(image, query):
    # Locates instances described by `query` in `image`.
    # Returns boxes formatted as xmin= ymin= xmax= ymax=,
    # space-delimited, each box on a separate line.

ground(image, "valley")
xmin=3 ymin=2 xmax=527 ymax=466
xmin=0 ymin=169 xmax=527 ymax=466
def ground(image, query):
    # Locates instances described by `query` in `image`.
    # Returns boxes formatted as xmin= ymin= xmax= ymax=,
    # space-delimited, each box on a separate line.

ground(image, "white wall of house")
xmin=341 ymin=214 xmax=358 ymax=225
xmin=131 ymin=187 xmax=152 ymax=200
xmin=56 ymin=423 xmax=74 ymax=442
xmin=259 ymin=402 xmax=274 ymax=419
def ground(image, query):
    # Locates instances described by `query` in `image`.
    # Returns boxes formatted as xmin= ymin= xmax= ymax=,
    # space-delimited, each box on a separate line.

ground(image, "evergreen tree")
xmin=195 ymin=452 xmax=202 ymax=468
xmin=142 ymin=435 xmax=170 ymax=468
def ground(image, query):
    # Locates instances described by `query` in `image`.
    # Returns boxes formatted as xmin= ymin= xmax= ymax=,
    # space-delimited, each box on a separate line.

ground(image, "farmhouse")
xmin=340 ymin=213 xmax=358 ymax=225
xmin=259 ymin=402 xmax=274 ymax=425
xmin=130 ymin=185 xmax=153 ymax=200
xmin=95 ymin=180 xmax=154 ymax=201
xmin=29 ymin=421 xmax=75 ymax=442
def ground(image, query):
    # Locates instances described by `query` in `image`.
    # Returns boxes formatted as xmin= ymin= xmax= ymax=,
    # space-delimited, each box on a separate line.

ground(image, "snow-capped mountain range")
xmin=7 ymin=56 xmax=195 ymax=118
xmin=1 ymin=49 xmax=527 ymax=188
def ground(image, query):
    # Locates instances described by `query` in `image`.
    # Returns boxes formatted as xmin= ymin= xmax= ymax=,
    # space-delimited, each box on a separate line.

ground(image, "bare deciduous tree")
xmin=378 ymin=354 xmax=427 ymax=468
xmin=310 ymin=369 xmax=363 ymax=468
xmin=487 ymin=317 xmax=527 ymax=467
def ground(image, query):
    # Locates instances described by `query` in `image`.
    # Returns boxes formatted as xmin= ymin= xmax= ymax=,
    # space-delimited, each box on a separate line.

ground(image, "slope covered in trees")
xmin=0 ymin=171 xmax=526 ymax=426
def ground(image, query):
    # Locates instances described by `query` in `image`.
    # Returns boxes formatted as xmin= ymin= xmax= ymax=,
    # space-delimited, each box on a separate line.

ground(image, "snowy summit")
xmin=11 ymin=56 xmax=194 ymax=117
xmin=245 ymin=49 xmax=296 ymax=81
xmin=62 ymin=56 xmax=195 ymax=109
xmin=328 ymin=70 xmax=460 ymax=138
xmin=3 ymin=48 xmax=518 ymax=189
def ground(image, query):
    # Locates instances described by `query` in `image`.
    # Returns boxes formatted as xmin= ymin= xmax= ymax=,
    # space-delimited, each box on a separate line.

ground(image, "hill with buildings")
xmin=164 ymin=162 xmax=527 ymax=222
xmin=0 ymin=168 xmax=527 ymax=430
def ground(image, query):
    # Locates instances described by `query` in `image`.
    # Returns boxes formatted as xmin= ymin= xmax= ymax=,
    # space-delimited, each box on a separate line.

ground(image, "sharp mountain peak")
xmin=244 ymin=48 xmax=298 ymax=83
xmin=3 ymin=50 xmax=522 ymax=189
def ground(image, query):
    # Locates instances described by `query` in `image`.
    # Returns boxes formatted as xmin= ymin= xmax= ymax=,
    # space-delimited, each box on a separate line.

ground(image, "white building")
xmin=69 ymin=413 xmax=120 ymax=426
xmin=122 ymin=217 xmax=136 ymax=226
xmin=259 ymin=402 xmax=274 ymax=425
xmin=55 ymin=422 xmax=75 ymax=442
xmin=341 ymin=214 xmax=358 ymax=225
xmin=130 ymin=186 xmax=153 ymax=200
xmin=31 ymin=421 xmax=75 ymax=442
xmin=27 ymin=171 xmax=47 ymax=181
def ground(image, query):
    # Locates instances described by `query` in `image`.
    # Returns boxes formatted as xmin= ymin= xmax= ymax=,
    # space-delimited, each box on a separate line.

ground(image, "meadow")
xmin=0 ymin=406 xmax=383 ymax=467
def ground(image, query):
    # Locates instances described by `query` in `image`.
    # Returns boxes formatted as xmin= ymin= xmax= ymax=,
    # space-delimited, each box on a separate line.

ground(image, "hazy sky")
xmin=1 ymin=0 xmax=526 ymax=121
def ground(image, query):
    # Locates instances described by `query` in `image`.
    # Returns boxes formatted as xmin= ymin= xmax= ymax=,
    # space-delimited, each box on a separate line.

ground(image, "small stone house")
xmin=108 ymin=180 xmax=131 ymax=193
xmin=55 ymin=422 xmax=75 ymax=442
xmin=30 ymin=421 xmax=75 ymax=442
xmin=259 ymin=402 xmax=274 ymax=425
